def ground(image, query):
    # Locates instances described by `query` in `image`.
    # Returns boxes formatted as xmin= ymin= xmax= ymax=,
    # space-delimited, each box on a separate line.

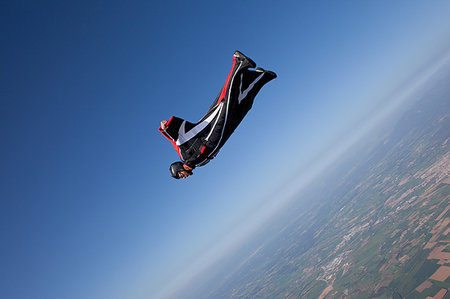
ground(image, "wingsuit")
xmin=159 ymin=51 xmax=276 ymax=175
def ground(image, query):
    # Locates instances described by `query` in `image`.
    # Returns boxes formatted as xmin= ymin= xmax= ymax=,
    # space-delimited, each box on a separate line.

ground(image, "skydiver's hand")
xmin=160 ymin=120 xmax=168 ymax=130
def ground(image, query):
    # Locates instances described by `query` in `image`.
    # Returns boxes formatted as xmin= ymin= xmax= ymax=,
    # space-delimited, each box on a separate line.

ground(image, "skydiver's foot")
xmin=256 ymin=67 xmax=277 ymax=79
xmin=234 ymin=50 xmax=256 ymax=68
xmin=265 ymin=70 xmax=277 ymax=79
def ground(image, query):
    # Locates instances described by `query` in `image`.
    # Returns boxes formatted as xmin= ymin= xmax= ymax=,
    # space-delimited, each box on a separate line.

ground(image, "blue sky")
xmin=1 ymin=1 xmax=450 ymax=298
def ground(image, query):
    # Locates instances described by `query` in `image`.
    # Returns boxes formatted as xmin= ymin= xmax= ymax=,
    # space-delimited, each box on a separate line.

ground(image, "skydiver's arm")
xmin=159 ymin=117 xmax=185 ymax=160
xmin=184 ymin=156 xmax=201 ymax=169
xmin=159 ymin=116 xmax=184 ymax=141
xmin=159 ymin=120 xmax=172 ymax=141
xmin=159 ymin=126 xmax=173 ymax=142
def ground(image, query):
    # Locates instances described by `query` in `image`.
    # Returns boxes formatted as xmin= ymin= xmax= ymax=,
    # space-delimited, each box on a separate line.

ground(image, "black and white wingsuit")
xmin=159 ymin=51 xmax=276 ymax=171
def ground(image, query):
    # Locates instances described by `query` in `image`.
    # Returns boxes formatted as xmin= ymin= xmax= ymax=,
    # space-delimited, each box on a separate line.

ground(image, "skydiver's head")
xmin=169 ymin=162 xmax=193 ymax=179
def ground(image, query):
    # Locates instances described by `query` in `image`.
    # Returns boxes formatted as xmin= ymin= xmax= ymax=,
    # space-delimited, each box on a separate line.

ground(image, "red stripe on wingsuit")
xmin=218 ymin=56 xmax=236 ymax=104
xmin=166 ymin=116 xmax=174 ymax=127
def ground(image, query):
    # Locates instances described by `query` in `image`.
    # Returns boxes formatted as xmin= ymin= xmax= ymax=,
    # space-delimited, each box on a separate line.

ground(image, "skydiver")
xmin=159 ymin=50 xmax=276 ymax=179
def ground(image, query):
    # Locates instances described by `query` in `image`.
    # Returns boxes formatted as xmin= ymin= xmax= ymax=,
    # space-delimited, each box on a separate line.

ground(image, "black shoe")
xmin=234 ymin=50 xmax=256 ymax=68
xmin=265 ymin=70 xmax=277 ymax=79
xmin=256 ymin=67 xmax=277 ymax=79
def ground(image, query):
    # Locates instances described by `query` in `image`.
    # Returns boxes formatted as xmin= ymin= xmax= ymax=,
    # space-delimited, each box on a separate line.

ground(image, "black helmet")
xmin=169 ymin=162 xmax=192 ymax=179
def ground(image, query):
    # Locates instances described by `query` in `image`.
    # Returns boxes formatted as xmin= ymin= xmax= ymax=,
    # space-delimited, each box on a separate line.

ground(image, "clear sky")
xmin=1 ymin=1 xmax=450 ymax=299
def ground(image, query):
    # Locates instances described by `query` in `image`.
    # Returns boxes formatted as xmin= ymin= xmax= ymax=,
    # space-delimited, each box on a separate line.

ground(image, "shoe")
xmin=265 ymin=70 xmax=277 ymax=79
xmin=234 ymin=50 xmax=256 ymax=68
xmin=255 ymin=67 xmax=277 ymax=79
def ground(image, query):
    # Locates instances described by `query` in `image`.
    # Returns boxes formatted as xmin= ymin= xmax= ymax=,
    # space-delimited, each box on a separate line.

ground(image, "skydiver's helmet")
xmin=169 ymin=162 xmax=192 ymax=179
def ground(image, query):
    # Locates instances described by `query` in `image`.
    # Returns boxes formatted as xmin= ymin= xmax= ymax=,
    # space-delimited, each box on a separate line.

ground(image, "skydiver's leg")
xmin=205 ymin=52 xmax=256 ymax=113
xmin=235 ymin=68 xmax=276 ymax=106
xmin=204 ymin=53 xmax=275 ymax=153
xmin=208 ymin=68 xmax=275 ymax=151
xmin=202 ymin=53 xmax=254 ymax=146
xmin=217 ymin=53 xmax=255 ymax=102
xmin=239 ymin=69 xmax=265 ymax=91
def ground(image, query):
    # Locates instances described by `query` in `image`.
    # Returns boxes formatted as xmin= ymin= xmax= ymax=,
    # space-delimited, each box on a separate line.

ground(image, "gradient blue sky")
xmin=1 ymin=1 xmax=450 ymax=299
